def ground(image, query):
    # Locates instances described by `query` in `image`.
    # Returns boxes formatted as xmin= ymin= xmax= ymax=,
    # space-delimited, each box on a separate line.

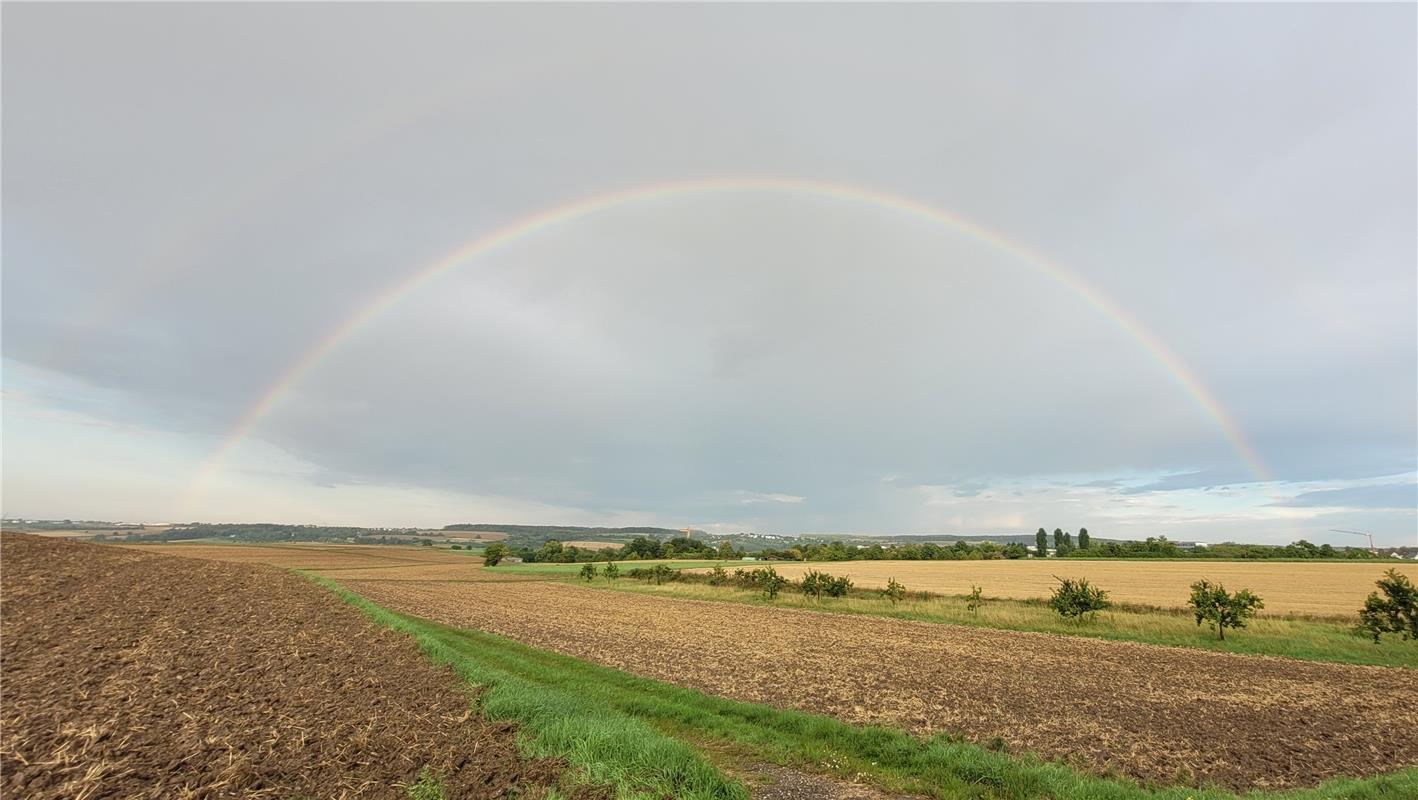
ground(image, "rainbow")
xmin=188 ymin=176 xmax=1271 ymax=496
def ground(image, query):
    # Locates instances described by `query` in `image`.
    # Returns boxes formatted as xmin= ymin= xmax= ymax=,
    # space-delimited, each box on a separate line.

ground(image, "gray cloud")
xmin=3 ymin=4 xmax=1415 ymax=543
xmin=1272 ymin=483 xmax=1418 ymax=510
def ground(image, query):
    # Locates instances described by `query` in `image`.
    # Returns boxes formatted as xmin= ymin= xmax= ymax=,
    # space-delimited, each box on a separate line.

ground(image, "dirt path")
xmin=0 ymin=534 xmax=573 ymax=799
xmin=343 ymin=578 xmax=1418 ymax=791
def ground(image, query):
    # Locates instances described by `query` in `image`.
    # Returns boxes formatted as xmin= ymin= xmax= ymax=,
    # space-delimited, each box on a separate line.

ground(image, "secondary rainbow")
xmin=189 ymin=176 xmax=1272 ymax=495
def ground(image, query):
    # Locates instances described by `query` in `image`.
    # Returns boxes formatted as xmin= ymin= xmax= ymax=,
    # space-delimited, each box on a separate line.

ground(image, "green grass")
xmin=573 ymin=579 xmax=1418 ymax=668
xmin=485 ymin=559 xmax=731 ymax=576
xmin=404 ymin=767 xmax=445 ymax=800
xmin=317 ymin=576 xmax=1418 ymax=800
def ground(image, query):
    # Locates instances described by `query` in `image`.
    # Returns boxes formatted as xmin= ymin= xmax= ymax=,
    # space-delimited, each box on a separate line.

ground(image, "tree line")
xmin=483 ymin=535 xmax=738 ymax=565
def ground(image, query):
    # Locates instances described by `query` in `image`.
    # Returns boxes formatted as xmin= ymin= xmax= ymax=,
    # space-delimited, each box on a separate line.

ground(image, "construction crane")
xmin=1330 ymin=529 xmax=1377 ymax=554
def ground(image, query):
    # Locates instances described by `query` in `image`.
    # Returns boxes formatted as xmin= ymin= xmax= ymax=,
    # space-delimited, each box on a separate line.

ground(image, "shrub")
xmin=481 ymin=542 xmax=509 ymax=566
xmin=1358 ymin=568 xmax=1418 ymax=643
xmin=1188 ymin=579 xmax=1263 ymax=640
xmin=1048 ymin=575 xmax=1110 ymax=619
xmin=652 ymin=563 xmax=676 ymax=585
xmin=882 ymin=577 xmax=906 ymax=607
xmin=762 ymin=569 xmax=787 ymax=599
xmin=603 ymin=561 xmax=620 ymax=580
xmin=707 ymin=566 xmax=729 ymax=587
xmin=1001 ymin=543 xmax=1029 ymax=559
xmin=579 ymin=562 xmax=598 ymax=581
xmin=799 ymin=570 xmax=851 ymax=600
xmin=966 ymin=584 xmax=984 ymax=616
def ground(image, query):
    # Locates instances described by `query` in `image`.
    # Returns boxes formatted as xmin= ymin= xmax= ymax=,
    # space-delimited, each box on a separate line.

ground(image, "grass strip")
xmin=315 ymin=576 xmax=1418 ymax=800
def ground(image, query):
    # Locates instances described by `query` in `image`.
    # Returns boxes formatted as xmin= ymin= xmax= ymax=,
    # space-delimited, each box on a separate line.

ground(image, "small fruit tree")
xmin=966 ymin=584 xmax=984 ymax=616
xmin=800 ymin=570 xmax=852 ymax=602
xmin=882 ymin=577 xmax=906 ymax=607
xmin=1048 ymin=576 xmax=1110 ymax=620
xmin=1188 ymin=579 xmax=1263 ymax=640
xmin=1358 ymin=568 xmax=1418 ymax=643
xmin=579 ymin=562 xmax=598 ymax=581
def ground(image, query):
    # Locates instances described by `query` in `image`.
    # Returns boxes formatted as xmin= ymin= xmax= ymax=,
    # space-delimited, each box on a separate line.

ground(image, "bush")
xmin=882 ymin=577 xmax=906 ymax=607
xmin=1048 ymin=576 xmax=1110 ymax=619
xmin=1188 ymin=579 xmax=1263 ymax=640
xmin=738 ymin=566 xmax=787 ymax=599
xmin=603 ymin=561 xmax=620 ymax=580
xmin=1358 ymin=568 xmax=1418 ymax=643
xmin=707 ymin=566 xmax=729 ymax=587
xmin=652 ymin=563 xmax=676 ymax=585
xmin=579 ymin=562 xmax=598 ymax=581
xmin=799 ymin=570 xmax=851 ymax=600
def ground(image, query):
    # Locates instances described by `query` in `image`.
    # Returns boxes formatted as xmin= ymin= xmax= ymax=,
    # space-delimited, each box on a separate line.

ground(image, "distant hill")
xmin=442 ymin=524 xmax=706 ymax=549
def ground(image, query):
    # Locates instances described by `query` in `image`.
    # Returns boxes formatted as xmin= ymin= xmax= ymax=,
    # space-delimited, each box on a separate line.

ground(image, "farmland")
xmin=584 ymin=576 xmax=1418 ymax=667
xmin=10 ymin=536 xmax=1417 ymax=798
xmin=728 ymin=559 xmax=1418 ymax=617
xmin=342 ymin=576 xmax=1418 ymax=792
xmin=118 ymin=541 xmax=481 ymax=570
xmin=0 ymin=533 xmax=573 ymax=799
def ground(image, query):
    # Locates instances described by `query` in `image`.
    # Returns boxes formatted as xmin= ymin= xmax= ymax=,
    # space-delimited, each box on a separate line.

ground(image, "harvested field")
xmin=1 ymin=534 xmax=571 ymax=799
xmin=727 ymin=559 xmax=1418 ymax=617
xmin=342 ymin=578 xmax=1418 ymax=791
xmin=563 ymin=540 xmax=622 ymax=551
xmin=113 ymin=542 xmax=576 ymax=583
xmin=118 ymin=541 xmax=474 ymax=570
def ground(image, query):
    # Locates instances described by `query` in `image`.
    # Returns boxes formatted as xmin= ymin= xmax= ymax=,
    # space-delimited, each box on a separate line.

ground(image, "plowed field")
xmin=719 ymin=560 xmax=1418 ymax=617
xmin=0 ymin=534 xmax=571 ymax=799
xmin=344 ymin=578 xmax=1418 ymax=791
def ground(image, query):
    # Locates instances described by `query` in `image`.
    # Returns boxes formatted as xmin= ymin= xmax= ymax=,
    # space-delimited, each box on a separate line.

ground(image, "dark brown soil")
xmin=0 ymin=533 xmax=569 ymax=799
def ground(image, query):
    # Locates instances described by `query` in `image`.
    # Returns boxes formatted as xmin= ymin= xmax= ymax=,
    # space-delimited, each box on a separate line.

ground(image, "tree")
xmin=538 ymin=539 xmax=564 ymax=562
xmin=1036 ymin=528 xmax=1048 ymax=558
xmin=1188 ymin=580 xmax=1263 ymax=640
xmin=579 ymin=562 xmax=598 ymax=581
xmin=1358 ymin=568 xmax=1418 ymax=643
xmin=759 ymin=567 xmax=787 ymax=599
xmin=1053 ymin=528 xmax=1072 ymax=556
xmin=707 ymin=565 xmax=729 ymax=586
xmin=603 ymin=561 xmax=620 ymax=580
xmin=1048 ymin=576 xmax=1110 ymax=619
xmin=717 ymin=539 xmax=737 ymax=560
xmin=1078 ymin=528 xmax=1090 ymax=550
xmin=482 ymin=542 xmax=509 ymax=566
xmin=882 ymin=577 xmax=906 ymax=607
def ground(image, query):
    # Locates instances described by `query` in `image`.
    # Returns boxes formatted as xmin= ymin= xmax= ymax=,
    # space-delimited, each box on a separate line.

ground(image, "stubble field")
xmin=733 ymin=559 xmax=1417 ymax=617
xmin=119 ymin=541 xmax=481 ymax=571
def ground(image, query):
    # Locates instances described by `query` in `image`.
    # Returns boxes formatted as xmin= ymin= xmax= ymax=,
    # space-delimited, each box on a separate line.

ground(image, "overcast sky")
xmin=4 ymin=4 xmax=1415 ymax=545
